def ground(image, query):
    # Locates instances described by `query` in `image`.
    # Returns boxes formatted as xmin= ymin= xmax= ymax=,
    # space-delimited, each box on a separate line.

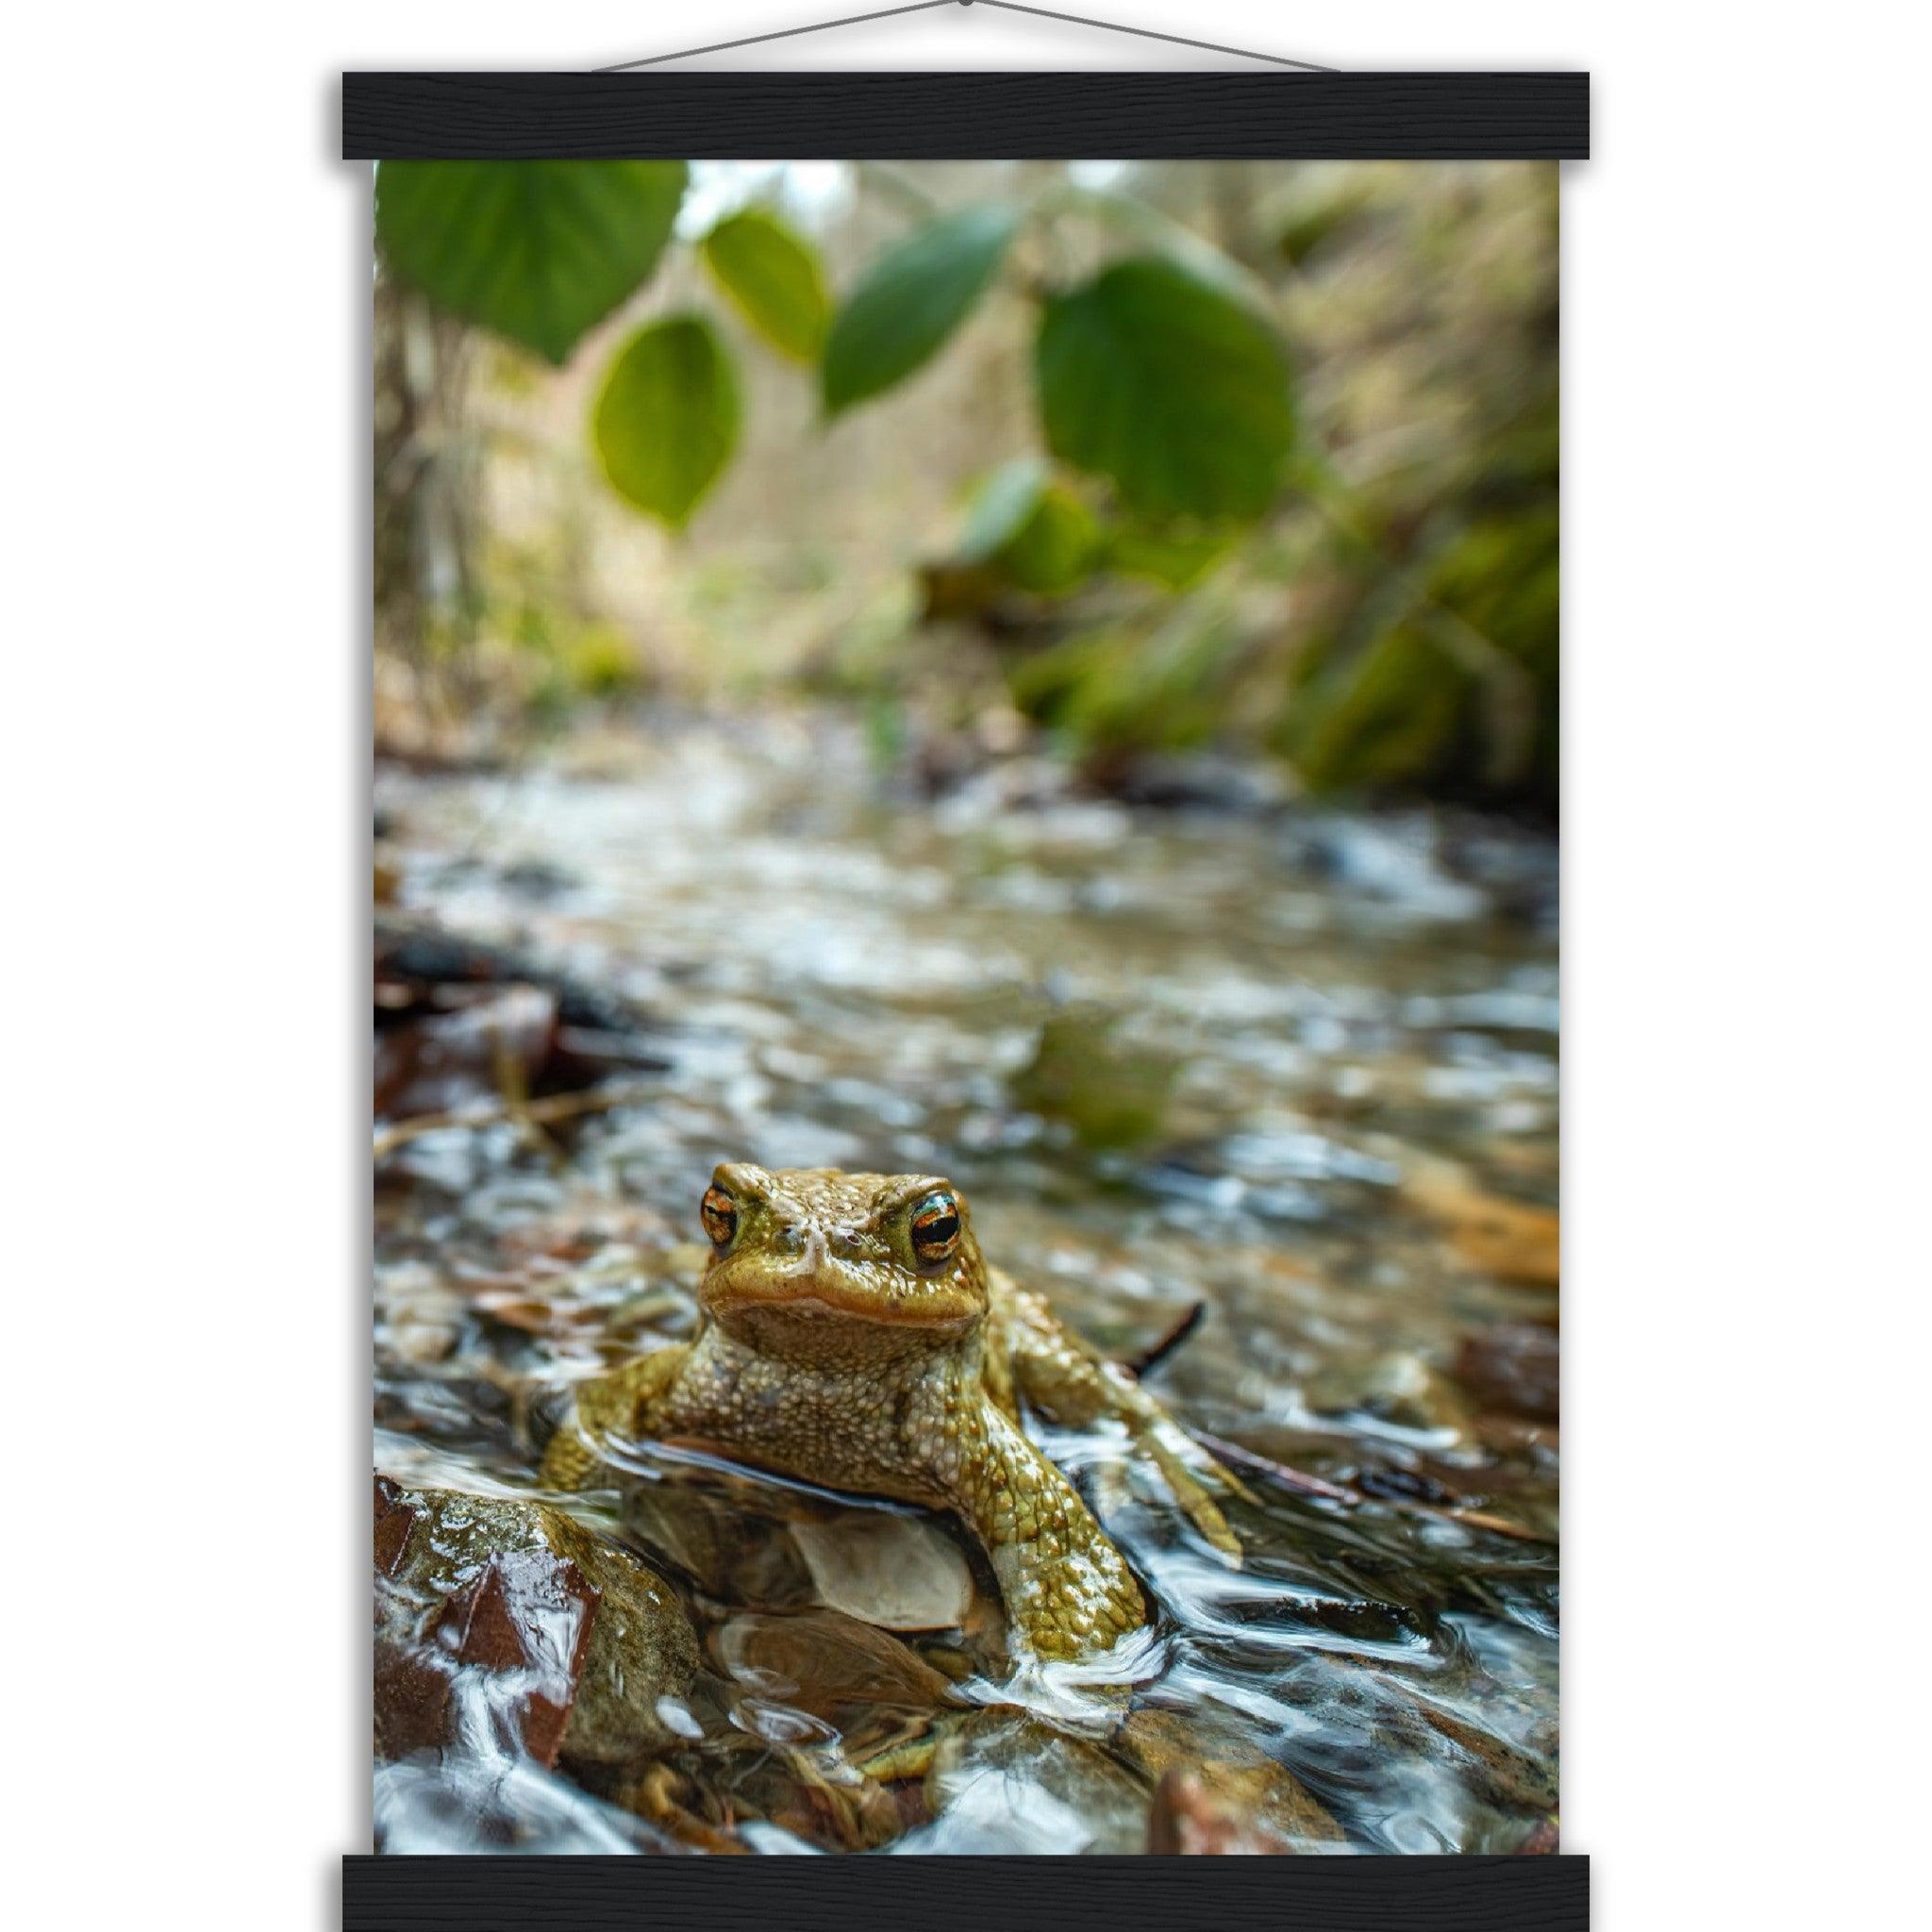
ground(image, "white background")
xmin=5 ymin=2 xmax=1926 ymax=1924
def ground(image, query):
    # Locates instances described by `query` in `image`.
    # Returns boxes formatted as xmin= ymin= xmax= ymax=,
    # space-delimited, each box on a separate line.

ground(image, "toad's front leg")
xmin=994 ymin=1276 xmax=1249 ymax=1562
xmin=540 ymin=1344 xmax=691 ymax=1491
xmin=940 ymin=1406 xmax=1147 ymax=1661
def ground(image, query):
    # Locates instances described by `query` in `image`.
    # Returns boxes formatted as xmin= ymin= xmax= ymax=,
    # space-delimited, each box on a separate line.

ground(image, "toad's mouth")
xmin=704 ymin=1268 xmax=979 ymax=1331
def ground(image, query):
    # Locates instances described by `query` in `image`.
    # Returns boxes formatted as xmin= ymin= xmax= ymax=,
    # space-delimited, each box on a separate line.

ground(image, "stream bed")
xmin=373 ymin=710 xmax=1559 ymax=1856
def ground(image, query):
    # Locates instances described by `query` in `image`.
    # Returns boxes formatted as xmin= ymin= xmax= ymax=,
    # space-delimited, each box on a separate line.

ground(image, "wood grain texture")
xmin=341 ymin=73 xmax=1589 ymax=161
xmin=342 ymin=1854 xmax=1588 ymax=1931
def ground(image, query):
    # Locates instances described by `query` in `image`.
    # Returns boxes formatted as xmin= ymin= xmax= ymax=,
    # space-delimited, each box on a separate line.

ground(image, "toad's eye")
xmin=700 ymin=1185 xmax=739 ymax=1250
xmin=908 ymin=1191 xmax=962 ymax=1267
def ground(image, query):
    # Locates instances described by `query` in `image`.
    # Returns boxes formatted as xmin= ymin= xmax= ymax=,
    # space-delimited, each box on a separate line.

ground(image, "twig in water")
xmin=1193 ymin=1429 xmax=1545 ymax=1543
xmin=1123 ymin=1302 xmax=1207 ymax=1377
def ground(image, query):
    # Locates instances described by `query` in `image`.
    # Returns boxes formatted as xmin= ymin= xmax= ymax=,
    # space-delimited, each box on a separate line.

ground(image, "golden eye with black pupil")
xmin=700 ymin=1185 xmax=738 ymax=1250
xmin=908 ymin=1191 xmax=961 ymax=1267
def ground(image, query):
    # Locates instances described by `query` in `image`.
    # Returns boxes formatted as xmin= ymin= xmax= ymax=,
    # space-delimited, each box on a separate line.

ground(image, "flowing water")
xmin=373 ymin=710 xmax=1559 ymax=1856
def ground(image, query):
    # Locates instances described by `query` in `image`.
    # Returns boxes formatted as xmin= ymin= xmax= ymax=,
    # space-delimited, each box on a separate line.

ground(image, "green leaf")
xmin=951 ymin=459 xmax=1097 ymax=598
xmin=956 ymin=458 xmax=1050 ymax=561
xmin=592 ymin=315 xmax=741 ymax=528
xmin=822 ymin=205 xmax=1020 ymax=415
xmin=700 ymin=208 xmax=830 ymax=362
xmin=997 ymin=488 xmax=1099 ymax=596
xmin=375 ymin=161 xmax=688 ymax=365
xmin=1035 ymin=258 xmax=1294 ymax=521
xmin=1101 ymin=522 xmax=1233 ymax=590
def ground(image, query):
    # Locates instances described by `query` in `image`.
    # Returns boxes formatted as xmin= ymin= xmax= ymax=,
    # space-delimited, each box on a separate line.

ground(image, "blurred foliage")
xmin=374 ymin=159 xmax=1557 ymax=811
xmin=701 ymin=209 xmax=831 ymax=363
xmin=593 ymin=316 xmax=741 ymax=527
xmin=375 ymin=162 xmax=688 ymax=365
xmin=822 ymin=205 xmax=1020 ymax=415
xmin=1036 ymin=258 xmax=1294 ymax=520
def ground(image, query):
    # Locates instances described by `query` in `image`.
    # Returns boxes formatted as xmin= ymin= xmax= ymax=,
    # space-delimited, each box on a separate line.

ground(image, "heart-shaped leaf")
xmin=822 ymin=206 xmax=1020 ymax=415
xmin=376 ymin=161 xmax=688 ymax=366
xmin=1035 ymin=258 xmax=1294 ymax=521
xmin=592 ymin=315 xmax=740 ymax=528
xmin=701 ymin=208 xmax=830 ymax=363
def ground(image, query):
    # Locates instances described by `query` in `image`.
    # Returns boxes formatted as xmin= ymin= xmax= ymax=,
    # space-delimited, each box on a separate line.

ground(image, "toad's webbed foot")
xmin=1132 ymin=1413 xmax=1251 ymax=1563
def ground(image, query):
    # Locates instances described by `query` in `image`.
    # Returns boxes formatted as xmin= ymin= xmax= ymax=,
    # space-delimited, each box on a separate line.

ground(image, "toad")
xmin=541 ymin=1165 xmax=1246 ymax=1659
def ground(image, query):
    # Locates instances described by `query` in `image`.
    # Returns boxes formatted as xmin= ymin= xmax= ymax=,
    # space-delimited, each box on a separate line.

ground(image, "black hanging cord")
xmin=597 ymin=0 xmax=1335 ymax=75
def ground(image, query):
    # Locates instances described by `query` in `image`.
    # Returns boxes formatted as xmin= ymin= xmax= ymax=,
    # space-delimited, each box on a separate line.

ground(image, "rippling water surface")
xmin=374 ymin=712 xmax=1559 ymax=1856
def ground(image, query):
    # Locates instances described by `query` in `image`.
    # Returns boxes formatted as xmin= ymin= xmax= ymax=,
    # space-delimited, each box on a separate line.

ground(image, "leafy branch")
xmin=374 ymin=160 xmax=1297 ymax=537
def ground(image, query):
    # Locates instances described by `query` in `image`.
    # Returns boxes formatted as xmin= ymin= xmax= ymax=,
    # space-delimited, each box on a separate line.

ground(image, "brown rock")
xmin=1123 ymin=1707 xmax=1342 ymax=1850
xmin=373 ymin=1478 xmax=699 ymax=1772
xmin=373 ymin=1474 xmax=418 ymax=1577
xmin=711 ymin=1608 xmax=958 ymax=1720
xmin=1149 ymin=1769 xmax=1280 ymax=1855
xmin=1454 ymin=1322 xmax=1560 ymax=1421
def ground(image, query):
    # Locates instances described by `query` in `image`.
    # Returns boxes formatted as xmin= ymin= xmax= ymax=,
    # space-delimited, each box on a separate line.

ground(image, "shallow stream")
xmin=374 ymin=711 xmax=1558 ymax=1856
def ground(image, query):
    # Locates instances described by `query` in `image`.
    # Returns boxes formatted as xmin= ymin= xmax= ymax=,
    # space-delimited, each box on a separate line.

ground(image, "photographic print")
xmin=371 ymin=151 xmax=1559 ymax=1862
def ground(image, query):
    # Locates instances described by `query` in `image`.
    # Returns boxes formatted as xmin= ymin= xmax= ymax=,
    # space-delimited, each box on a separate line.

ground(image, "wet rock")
xmin=702 ymin=1738 xmax=908 ymax=1852
xmin=373 ymin=984 xmax=666 ymax=1123
xmin=374 ymin=1476 xmax=420 ymax=1576
xmin=1454 ymin=1322 xmax=1559 ymax=1422
xmin=790 ymin=1515 xmax=977 ymax=1632
xmin=374 ymin=1261 xmax=466 ymax=1368
xmin=1436 ymin=816 xmax=1560 ymax=929
xmin=373 ymin=915 xmax=669 ymax=1126
xmin=908 ymin=1711 xmax=1151 ymax=1855
xmin=1088 ymin=750 xmax=1291 ymax=816
xmin=1305 ymin=1352 xmax=1474 ymax=1441
xmin=1283 ymin=813 xmax=1489 ymax=921
xmin=1515 ymin=1814 xmax=1561 ymax=1855
xmin=1122 ymin=1707 xmax=1342 ymax=1850
xmin=374 ymin=1476 xmax=699 ymax=1772
xmin=374 ymin=985 xmax=561 ymax=1120
xmin=497 ymin=858 xmax=580 ymax=903
xmin=1147 ymin=1770 xmax=1289 ymax=1854
xmin=375 ymin=915 xmax=646 ymax=1039
xmin=622 ymin=1479 xmax=818 ymax=1610
xmin=712 ymin=1609 xmax=958 ymax=1721
xmin=1374 ymin=1690 xmax=1559 ymax=1814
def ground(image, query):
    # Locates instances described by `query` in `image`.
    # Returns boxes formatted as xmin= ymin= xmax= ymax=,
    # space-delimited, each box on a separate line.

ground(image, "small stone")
xmin=711 ymin=1608 xmax=957 ymax=1719
xmin=791 ymin=1511 xmax=977 ymax=1632
xmin=1123 ymin=1708 xmax=1342 ymax=1849
xmin=1454 ymin=1322 xmax=1559 ymax=1421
